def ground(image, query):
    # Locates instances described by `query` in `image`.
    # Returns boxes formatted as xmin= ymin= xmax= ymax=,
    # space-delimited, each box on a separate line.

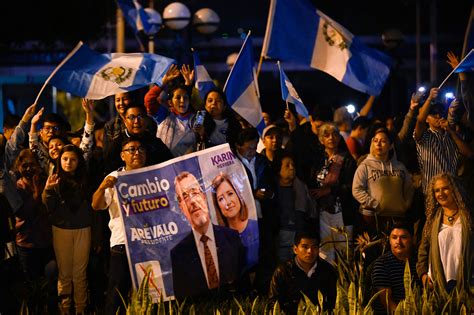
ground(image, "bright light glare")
xmin=346 ymin=104 xmax=356 ymax=114
xmin=418 ymin=86 xmax=426 ymax=92
xmin=445 ymin=92 xmax=455 ymax=99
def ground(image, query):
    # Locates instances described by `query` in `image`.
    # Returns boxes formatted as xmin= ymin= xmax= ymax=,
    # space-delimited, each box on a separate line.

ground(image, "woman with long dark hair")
xmin=195 ymin=88 xmax=241 ymax=150
xmin=42 ymin=144 xmax=92 ymax=314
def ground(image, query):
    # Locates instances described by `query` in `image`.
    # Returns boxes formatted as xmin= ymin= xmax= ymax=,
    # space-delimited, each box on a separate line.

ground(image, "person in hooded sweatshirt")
xmin=352 ymin=127 xmax=414 ymax=234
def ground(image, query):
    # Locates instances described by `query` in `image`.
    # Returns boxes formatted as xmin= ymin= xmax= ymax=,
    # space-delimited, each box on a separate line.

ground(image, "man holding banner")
xmin=171 ymin=171 xmax=245 ymax=299
xmin=91 ymin=137 xmax=147 ymax=314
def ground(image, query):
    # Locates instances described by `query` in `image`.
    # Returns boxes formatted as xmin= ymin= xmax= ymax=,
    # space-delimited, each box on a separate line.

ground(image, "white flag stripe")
xmin=311 ymin=19 xmax=350 ymax=81
xmin=231 ymin=83 xmax=262 ymax=127
xmin=86 ymin=55 xmax=143 ymax=99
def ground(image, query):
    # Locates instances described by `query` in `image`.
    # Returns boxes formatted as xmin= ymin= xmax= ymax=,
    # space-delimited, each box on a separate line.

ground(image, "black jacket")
xmin=269 ymin=257 xmax=337 ymax=314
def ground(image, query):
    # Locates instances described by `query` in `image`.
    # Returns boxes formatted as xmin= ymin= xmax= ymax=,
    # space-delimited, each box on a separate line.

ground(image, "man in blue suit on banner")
xmin=171 ymin=171 xmax=244 ymax=299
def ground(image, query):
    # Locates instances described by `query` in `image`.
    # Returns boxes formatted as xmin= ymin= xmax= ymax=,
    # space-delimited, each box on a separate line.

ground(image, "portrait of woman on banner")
xmin=211 ymin=173 xmax=259 ymax=269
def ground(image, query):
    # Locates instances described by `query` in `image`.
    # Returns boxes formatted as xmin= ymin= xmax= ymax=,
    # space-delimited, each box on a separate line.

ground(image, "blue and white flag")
xmin=277 ymin=62 xmax=309 ymax=119
xmin=262 ymin=0 xmax=392 ymax=96
xmin=455 ymin=49 xmax=474 ymax=73
xmin=193 ymin=50 xmax=216 ymax=100
xmin=224 ymin=33 xmax=265 ymax=134
xmin=49 ymin=42 xmax=174 ymax=99
xmin=117 ymin=0 xmax=160 ymax=35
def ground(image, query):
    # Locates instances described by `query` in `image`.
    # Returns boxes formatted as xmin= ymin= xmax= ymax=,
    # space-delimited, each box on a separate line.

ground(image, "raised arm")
xmin=79 ymin=99 xmax=95 ymax=161
xmin=180 ymin=64 xmax=195 ymax=87
xmin=414 ymin=88 xmax=439 ymax=141
xmin=144 ymin=64 xmax=180 ymax=115
xmin=5 ymin=103 xmax=36 ymax=170
xmin=28 ymin=107 xmax=49 ymax=171
xmin=359 ymin=95 xmax=376 ymax=117
xmin=397 ymin=96 xmax=419 ymax=142
xmin=447 ymin=51 xmax=466 ymax=81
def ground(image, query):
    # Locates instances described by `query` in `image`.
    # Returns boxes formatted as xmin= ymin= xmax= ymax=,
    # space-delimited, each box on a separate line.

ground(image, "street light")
xmin=192 ymin=8 xmax=220 ymax=35
xmin=161 ymin=2 xmax=220 ymax=64
xmin=163 ymin=2 xmax=191 ymax=31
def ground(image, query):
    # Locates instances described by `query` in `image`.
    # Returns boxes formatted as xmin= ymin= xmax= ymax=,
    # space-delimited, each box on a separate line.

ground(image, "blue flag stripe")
xmin=224 ymin=36 xmax=254 ymax=105
xmin=50 ymin=45 xmax=109 ymax=97
xmin=342 ymin=38 xmax=392 ymax=96
xmin=266 ymin=0 xmax=318 ymax=64
xmin=262 ymin=0 xmax=391 ymax=96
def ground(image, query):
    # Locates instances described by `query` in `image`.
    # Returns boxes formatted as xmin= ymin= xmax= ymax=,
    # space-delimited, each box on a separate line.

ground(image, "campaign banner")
xmin=115 ymin=144 xmax=259 ymax=301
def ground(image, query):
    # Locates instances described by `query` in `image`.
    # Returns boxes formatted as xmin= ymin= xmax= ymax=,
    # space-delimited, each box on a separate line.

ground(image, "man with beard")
xmin=171 ymin=171 xmax=244 ymax=299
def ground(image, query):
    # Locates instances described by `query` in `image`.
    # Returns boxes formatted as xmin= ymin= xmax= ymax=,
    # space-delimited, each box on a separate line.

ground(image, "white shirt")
xmin=103 ymin=170 xmax=126 ymax=248
xmin=192 ymin=224 xmax=220 ymax=285
xmin=438 ymin=218 xmax=462 ymax=282
xmin=295 ymin=257 xmax=318 ymax=278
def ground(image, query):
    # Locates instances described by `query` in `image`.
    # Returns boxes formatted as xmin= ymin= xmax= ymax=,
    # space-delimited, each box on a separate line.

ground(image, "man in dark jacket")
xmin=269 ymin=231 xmax=337 ymax=314
xmin=103 ymin=104 xmax=173 ymax=173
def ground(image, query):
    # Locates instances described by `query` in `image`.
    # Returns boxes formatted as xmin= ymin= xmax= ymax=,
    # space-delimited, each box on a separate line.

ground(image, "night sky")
xmin=0 ymin=0 xmax=471 ymax=47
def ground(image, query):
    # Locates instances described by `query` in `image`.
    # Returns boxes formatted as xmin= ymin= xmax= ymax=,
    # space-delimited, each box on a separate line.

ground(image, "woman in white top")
xmin=417 ymin=173 xmax=473 ymax=294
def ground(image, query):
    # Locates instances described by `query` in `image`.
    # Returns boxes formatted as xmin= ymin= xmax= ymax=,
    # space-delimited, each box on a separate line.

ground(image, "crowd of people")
xmin=0 ymin=53 xmax=473 ymax=314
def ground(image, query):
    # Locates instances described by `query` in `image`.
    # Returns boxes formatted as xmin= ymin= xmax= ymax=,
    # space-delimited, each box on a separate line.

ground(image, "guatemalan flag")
xmin=224 ymin=33 xmax=265 ymax=134
xmin=117 ymin=0 xmax=160 ymax=35
xmin=261 ymin=0 xmax=392 ymax=96
xmin=193 ymin=50 xmax=216 ymax=100
xmin=49 ymin=42 xmax=174 ymax=99
xmin=278 ymin=62 xmax=309 ymax=119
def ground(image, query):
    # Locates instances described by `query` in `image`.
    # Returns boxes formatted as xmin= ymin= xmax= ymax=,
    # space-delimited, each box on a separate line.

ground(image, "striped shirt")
xmin=414 ymin=128 xmax=460 ymax=194
xmin=372 ymin=251 xmax=419 ymax=314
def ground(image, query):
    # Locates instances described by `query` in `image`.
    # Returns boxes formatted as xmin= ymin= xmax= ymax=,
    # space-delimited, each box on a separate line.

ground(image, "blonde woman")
xmin=417 ymin=173 xmax=473 ymax=294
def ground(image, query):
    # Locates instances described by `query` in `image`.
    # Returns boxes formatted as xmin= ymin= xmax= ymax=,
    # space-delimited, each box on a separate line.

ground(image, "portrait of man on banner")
xmin=170 ymin=170 xmax=245 ymax=299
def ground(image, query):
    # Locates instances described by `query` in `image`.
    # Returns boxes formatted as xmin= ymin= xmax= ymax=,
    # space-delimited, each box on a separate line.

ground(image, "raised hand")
xmin=45 ymin=174 xmax=60 ymax=190
xmin=283 ymin=108 xmax=297 ymax=131
xmin=446 ymin=51 xmax=460 ymax=69
xmin=162 ymin=64 xmax=180 ymax=85
xmin=82 ymin=99 xmax=94 ymax=114
xmin=21 ymin=103 xmax=38 ymax=124
xmin=180 ymin=64 xmax=195 ymax=85
xmin=82 ymin=99 xmax=94 ymax=125
xmin=428 ymin=87 xmax=439 ymax=100
xmin=30 ymin=107 xmax=45 ymax=133
xmin=410 ymin=93 xmax=420 ymax=110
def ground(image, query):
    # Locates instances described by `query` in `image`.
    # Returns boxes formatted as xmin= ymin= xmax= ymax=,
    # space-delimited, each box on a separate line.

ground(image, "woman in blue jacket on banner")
xmin=212 ymin=172 xmax=259 ymax=270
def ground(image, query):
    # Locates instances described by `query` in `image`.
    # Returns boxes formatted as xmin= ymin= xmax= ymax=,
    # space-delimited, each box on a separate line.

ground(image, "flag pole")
xmin=438 ymin=49 xmax=474 ymax=89
xmin=34 ymin=42 xmax=84 ymax=104
xmin=256 ymin=55 xmax=264 ymax=78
